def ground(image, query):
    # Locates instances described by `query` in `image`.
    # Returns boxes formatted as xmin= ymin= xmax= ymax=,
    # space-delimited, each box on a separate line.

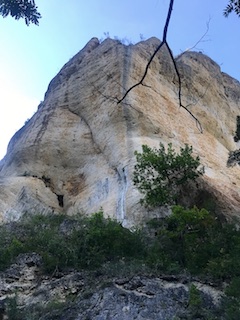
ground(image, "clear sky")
xmin=0 ymin=0 xmax=239 ymax=160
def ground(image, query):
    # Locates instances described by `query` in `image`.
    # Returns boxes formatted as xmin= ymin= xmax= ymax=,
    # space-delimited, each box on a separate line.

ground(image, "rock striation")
xmin=0 ymin=37 xmax=240 ymax=226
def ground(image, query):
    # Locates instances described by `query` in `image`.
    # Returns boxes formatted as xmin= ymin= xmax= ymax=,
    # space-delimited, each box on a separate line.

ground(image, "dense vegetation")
xmin=1 ymin=207 xmax=240 ymax=318
xmin=0 ymin=211 xmax=143 ymax=274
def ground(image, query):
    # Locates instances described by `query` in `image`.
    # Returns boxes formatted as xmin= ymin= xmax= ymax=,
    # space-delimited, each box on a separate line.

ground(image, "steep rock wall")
xmin=0 ymin=37 xmax=240 ymax=226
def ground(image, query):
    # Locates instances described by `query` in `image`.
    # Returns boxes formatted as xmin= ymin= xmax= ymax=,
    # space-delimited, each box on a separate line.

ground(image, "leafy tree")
xmin=0 ymin=0 xmax=41 ymax=25
xmin=224 ymin=0 xmax=240 ymax=17
xmin=164 ymin=206 xmax=219 ymax=273
xmin=133 ymin=143 xmax=204 ymax=207
xmin=146 ymin=205 xmax=240 ymax=280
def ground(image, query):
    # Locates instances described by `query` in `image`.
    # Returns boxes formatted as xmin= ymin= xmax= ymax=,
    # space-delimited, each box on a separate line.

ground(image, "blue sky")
xmin=0 ymin=0 xmax=239 ymax=159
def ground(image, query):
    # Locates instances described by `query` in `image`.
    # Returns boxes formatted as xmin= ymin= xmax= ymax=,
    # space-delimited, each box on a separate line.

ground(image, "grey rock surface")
xmin=0 ymin=254 xmax=223 ymax=320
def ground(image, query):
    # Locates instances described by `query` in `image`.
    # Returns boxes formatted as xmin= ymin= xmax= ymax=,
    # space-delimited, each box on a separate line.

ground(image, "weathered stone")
xmin=0 ymin=37 xmax=240 ymax=226
xmin=0 ymin=255 xmax=223 ymax=320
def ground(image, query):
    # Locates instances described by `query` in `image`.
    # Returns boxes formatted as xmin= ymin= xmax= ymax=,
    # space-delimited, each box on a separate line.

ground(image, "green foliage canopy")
xmin=224 ymin=0 xmax=240 ymax=17
xmin=0 ymin=0 xmax=41 ymax=25
xmin=133 ymin=143 xmax=204 ymax=207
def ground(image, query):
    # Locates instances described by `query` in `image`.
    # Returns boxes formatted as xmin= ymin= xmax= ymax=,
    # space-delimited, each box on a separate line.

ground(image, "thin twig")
xmin=179 ymin=19 xmax=211 ymax=55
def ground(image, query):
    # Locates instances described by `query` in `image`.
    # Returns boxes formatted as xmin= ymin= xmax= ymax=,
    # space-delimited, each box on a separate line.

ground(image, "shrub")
xmin=70 ymin=211 xmax=145 ymax=269
xmin=0 ymin=211 xmax=145 ymax=274
xmin=187 ymin=284 xmax=203 ymax=318
xmin=146 ymin=206 xmax=216 ymax=273
xmin=133 ymin=143 xmax=203 ymax=207
xmin=146 ymin=205 xmax=240 ymax=279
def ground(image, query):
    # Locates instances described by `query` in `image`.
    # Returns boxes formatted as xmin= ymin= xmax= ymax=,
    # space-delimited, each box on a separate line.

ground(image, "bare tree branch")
xmin=180 ymin=19 xmax=211 ymax=54
xmin=117 ymin=0 xmax=174 ymax=104
xmin=165 ymin=42 xmax=203 ymax=132
xmin=117 ymin=0 xmax=203 ymax=133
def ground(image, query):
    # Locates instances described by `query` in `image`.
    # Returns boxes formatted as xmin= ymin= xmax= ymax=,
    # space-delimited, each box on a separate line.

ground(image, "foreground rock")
xmin=0 ymin=254 xmax=223 ymax=320
xmin=0 ymin=37 xmax=240 ymax=226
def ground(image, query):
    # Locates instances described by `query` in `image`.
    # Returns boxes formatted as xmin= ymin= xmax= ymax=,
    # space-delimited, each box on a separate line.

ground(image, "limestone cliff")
xmin=0 ymin=37 xmax=240 ymax=226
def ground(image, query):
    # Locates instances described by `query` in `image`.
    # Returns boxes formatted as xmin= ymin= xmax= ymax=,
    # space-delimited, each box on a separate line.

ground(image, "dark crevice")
xmin=41 ymin=175 xmax=51 ymax=188
xmin=57 ymin=195 xmax=64 ymax=208
xmin=21 ymin=174 xmax=64 ymax=208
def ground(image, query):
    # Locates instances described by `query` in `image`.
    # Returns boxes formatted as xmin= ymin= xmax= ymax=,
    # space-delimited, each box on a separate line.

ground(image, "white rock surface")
xmin=0 ymin=37 xmax=240 ymax=226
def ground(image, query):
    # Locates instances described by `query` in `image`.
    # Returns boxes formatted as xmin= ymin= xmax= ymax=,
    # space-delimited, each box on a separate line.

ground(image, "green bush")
xmin=187 ymin=284 xmax=204 ymax=318
xmin=133 ymin=143 xmax=203 ymax=207
xmin=69 ymin=211 xmax=145 ymax=269
xmin=0 ymin=211 xmax=145 ymax=274
xmin=146 ymin=206 xmax=240 ymax=280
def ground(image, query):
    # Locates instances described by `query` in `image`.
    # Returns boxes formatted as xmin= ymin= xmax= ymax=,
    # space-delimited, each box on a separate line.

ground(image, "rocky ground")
xmin=0 ymin=253 xmax=224 ymax=320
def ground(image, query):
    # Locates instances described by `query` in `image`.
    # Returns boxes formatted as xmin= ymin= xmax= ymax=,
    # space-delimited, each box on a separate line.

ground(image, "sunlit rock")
xmin=0 ymin=37 xmax=240 ymax=226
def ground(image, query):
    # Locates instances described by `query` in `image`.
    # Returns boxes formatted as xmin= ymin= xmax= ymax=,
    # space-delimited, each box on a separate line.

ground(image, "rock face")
xmin=0 ymin=253 xmax=222 ymax=320
xmin=0 ymin=37 xmax=240 ymax=226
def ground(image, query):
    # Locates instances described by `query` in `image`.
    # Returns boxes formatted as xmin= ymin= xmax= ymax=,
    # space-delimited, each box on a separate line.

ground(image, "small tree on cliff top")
xmin=133 ymin=143 xmax=204 ymax=207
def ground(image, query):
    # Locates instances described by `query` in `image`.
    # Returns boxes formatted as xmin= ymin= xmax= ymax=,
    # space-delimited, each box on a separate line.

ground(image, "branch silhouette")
xmin=117 ymin=0 xmax=203 ymax=133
